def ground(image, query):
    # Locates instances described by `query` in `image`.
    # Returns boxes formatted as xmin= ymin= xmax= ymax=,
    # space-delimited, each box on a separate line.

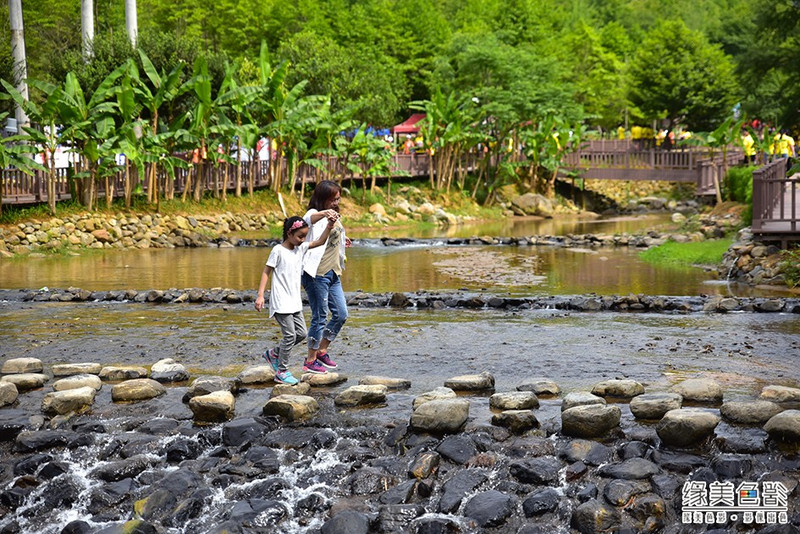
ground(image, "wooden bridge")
xmin=752 ymin=158 xmax=800 ymax=245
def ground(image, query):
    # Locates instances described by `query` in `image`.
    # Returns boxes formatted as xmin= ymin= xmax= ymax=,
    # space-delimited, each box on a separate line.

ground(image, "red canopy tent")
xmin=393 ymin=113 xmax=426 ymax=136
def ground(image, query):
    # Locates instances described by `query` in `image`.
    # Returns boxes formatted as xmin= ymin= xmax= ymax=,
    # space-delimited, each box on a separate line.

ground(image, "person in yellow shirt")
xmin=775 ymin=131 xmax=796 ymax=158
xmin=617 ymin=126 xmax=625 ymax=140
xmin=742 ymin=130 xmax=756 ymax=163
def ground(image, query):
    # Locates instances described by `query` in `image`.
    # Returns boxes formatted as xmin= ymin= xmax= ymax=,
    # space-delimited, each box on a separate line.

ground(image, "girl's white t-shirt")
xmin=266 ymin=242 xmax=309 ymax=316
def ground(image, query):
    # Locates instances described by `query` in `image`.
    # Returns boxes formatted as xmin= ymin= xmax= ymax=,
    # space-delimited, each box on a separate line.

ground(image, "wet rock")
xmin=561 ymin=404 xmax=621 ymax=438
xmin=348 ymin=467 xmax=400 ymax=495
xmin=408 ymin=451 xmax=440 ymax=479
xmin=52 ymin=374 xmax=102 ymax=392
xmin=559 ymin=439 xmax=612 ymax=466
xmin=379 ymin=481 xmax=417 ymax=505
xmin=711 ymin=454 xmax=752 ymax=478
xmin=492 ymin=410 xmax=539 ymax=433
xmin=377 ymin=503 xmax=425 ymax=531
xmin=222 ymin=417 xmax=270 ymax=447
xmin=301 ymin=372 xmax=348 ymax=386
xmin=671 ymin=378 xmax=723 ymax=403
xmin=603 ymin=480 xmax=651 ymax=506
xmin=618 ymin=441 xmax=651 ymax=460
xmin=443 ymin=371 xmax=495 ymax=392
xmin=656 ymin=408 xmax=720 ymax=447
xmin=51 ymin=363 xmax=102 ymax=376
xmin=627 ymin=493 xmax=666 ymax=522
xmin=61 ymin=520 xmax=93 ymax=534
xmin=517 ymin=377 xmax=561 ymax=397
xmin=111 ymin=378 xmax=166 ymax=402
xmin=523 ymin=488 xmax=561 ymax=516
xmin=189 ymin=391 xmax=235 ymax=422
xmin=1 ymin=373 xmax=48 ymax=390
xmin=760 ymin=385 xmax=800 ymax=403
xmin=183 ymin=376 xmax=240 ymax=401
xmin=137 ymin=418 xmax=179 ymax=435
xmin=359 ymin=376 xmax=411 ymax=389
xmin=2 ymin=357 xmax=43 ymax=374
xmin=92 ymin=455 xmax=154 ymax=482
xmin=561 ymin=392 xmax=606 ymax=411
xmin=412 ymin=387 xmax=456 ymax=409
xmin=630 ymin=393 xmax=683 ymax=420
xmin=134 ymin=488 xmax=178 ymax=522
xmin=270 ymin=382 xmax=311 ymax=397
xmin=438 ymin=469 xmax=489 ymax=513
xmin=389 ymin=292 xmax=412 ymax=307
xmin=650 ymin=474 xmax=682 ymax=500
xmin=412 ymin=517 xmax=462 ymax=534
xmin=0 ymin=381 xmax=18 ymax=407
xmin=764 ymin=410 xmax=800 ymax=441
xmin=591 ymin=379 xmax=645 ymax=398
xmin=41 ymin=386 xmax=97 ymax=415
xmin=14 ymin=430 xmax=78 ymax=451
xmin=13 ymin=453 xmax=52 ymax=475
xmin=410 ymin=398 xmax=470 ymax=434
xmin=463 ymin=490 xmax=515 ymax=528
xmin=510 ymin=456 xmax=562 ymax=485
xmin=571 ymin=499 xmax=621 ymax=534
xmin=720 ymin=400 xmax=783 ymax=424
xmin=650 ymin=450 xmax=707 ymax=473
xmin=715 ymin=430 xmax=769 ymax=454
xmin=320 ymin=509 xmax=371 ymax=534
xmin=703 ymin=296 xmax=739 ymax=312
xmin=237 ymin=365 xmax=275 ymax=385
xmin=597 ymin=458 xmax=660 ymax=480
xmin=99 ymin=366 xmax=149 ymax=381
xmin=436 ymin=435 xmax=478 ymax=465
xmin=490 ymin=391 xmax=539 ymax=410
xmin=165 ymin=440 xmax=203 ymax=463
xmin=149 ymin=358 xmax=190 ymax=383
xmin=334 ymin=385 xmax=388 ymax=407
xmin=263 ymin=394 xmax=319 ymax=421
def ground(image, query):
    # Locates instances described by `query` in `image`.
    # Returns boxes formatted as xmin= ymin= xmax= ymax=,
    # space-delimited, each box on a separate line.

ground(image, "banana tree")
xmin=184 ymin=56 xmax=216 ymax=202
xmin=0 ymin=113 xmax=43 ymax=217
xmin=691 ymin=116 xmax=746 ymax=203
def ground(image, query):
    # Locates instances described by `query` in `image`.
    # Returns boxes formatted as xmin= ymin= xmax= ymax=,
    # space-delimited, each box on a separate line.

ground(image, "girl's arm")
xmin=307 ymin=209 xmax=338 ymax=224
xmin=308 ymin=218 xmax=335 ymax=249
xmin=254 ymin=265 xmax=273 ymax=311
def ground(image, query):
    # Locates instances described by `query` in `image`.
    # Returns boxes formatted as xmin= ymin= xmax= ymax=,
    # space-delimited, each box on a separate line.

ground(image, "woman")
xmin=302 ymin=180 xmax=351 ymax=374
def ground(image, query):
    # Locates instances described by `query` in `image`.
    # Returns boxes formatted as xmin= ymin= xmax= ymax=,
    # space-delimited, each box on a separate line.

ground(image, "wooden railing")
xmin=752 ymin=158 xmax=799 ymax=237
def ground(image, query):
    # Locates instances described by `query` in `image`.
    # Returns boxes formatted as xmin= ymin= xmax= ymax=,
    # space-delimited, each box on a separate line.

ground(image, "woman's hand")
xmin=255 ymin=295 xmax=265 ymax=311
xmin=345 ymin=237 xmax=352 ymax=248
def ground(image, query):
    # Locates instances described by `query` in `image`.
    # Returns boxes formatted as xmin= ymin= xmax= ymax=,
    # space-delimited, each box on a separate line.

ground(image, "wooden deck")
xmin=752 ymin=158 xmax=800 ymax=243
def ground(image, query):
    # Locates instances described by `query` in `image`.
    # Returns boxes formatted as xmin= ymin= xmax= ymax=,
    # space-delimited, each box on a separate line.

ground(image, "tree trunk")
xmin=81 ymin=0 xmax=94 ymax=60
xmin=124 ymin=0 xmax=137 ymax=47
xmin=105 ymin=174 xmax=111 ymax=208
xmin=8 ymin=0 xmax=30 ymax=130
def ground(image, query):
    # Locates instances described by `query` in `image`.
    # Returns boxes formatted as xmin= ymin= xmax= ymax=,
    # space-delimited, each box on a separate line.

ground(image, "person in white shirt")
xmin=255 ymin=214 xmax=336 ymax=385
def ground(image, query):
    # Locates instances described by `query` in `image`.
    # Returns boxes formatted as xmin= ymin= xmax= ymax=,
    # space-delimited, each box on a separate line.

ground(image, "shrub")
xmin=726 ymin=165 xmax=755 ymax=225
xmin=781 ymin=246 xmax=800 ymax=288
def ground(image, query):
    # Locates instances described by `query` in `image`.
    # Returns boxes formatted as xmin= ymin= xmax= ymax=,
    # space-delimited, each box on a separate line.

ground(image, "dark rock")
xmin=243 ymin=446 xmax=281 ymax=473
xmin=39 ymin=461 xmax=68 ymax=479
xmin=347 ymin=467 xmax=399 ymax=496
xmin=650 ymin=450 xmax=707 ymax=474
xmin=91 ymin=455 xmax=153 ymax=482
xmin=156 ymin=469 xmax=202 ymax=498
xmin=15 ymin=430 xmax=75 ymax=452
xmin=715 ymin=431 xmax=769 ymax=454
xmin=408 ymin=451 xmax=440 ymax=479
xmin=379 ymin=480 xmax=417 ymax=505
xmin=60 ymin=520 xmax=93 ymax=534
xmin=165 ymin=439 xmax=203 ymax=463
xmin=597 ymin=458 xmax=660 ymax=480
xmin=510 ymin=457 xmax=562 ymax=485
xmin=571 ymin=499 xmax=622 ymax=534
xmin=88 ymin=478 xmax=135 ymax=511
xmin=412 ymin=516 xmax=461 ymax=534
xmin=137 ymin=418 xmax=179 ymax=435
xmin=377 ymin=504 xmax=425 ymax=532
xmin=688 ymin=467 xmax=717 ymax=484
xmin=507 ymin=436 xmax=556 ymax=457
xmin=41 ymin=476 xmax=82 ymax=508
xmin=321 ymin=510 xmax=371 ymax=534
xmin=576 ymin=483 xmax=598 ymax=503
xmin=222 ymin=417 xmax=269 ymax=447
xmin=711 ymin=454 xmax=752 ymax=478
xmin=566 ymin=461 xmax=588 ymax=481
xmin=0 ymin=411 xmax=31 ymax=441
xmin=261 ymin=427 xmax=319 ymax=449
xmin=618 ymin=441 xmax=651 ymax=460
xmin=13 ymin=453 xmax=52 ymax=476
xmin=463 ymin=490 xmax=515 ymax=528
xmin=627 ymin=493 xmax=666 ymax=522
xmin=136 ymin=489 xmax=177 ymax=522
xmin=522 ymin=488 xmax=561 ymax=516
xmin=438 ymin=469 xmax=489 ymax=513
xmin=559 ymin=439 xmax=612 ymax=466
xmin=603 ymin=480 xmax=651 ymax=506
xmin=436 ymin=435 xmax=477 ymax=465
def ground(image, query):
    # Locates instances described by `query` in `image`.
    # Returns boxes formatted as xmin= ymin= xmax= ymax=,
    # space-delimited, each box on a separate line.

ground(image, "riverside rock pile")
xmin=721 ymin=228 xmax=791 ymax=287
xmin=1 ymin=358 xmax=800 ymax=533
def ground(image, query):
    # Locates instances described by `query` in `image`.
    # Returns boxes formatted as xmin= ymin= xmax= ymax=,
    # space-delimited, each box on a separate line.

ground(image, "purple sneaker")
xmin=302 ymin=359 xmax=328 ymax=374
xmin=316 ymin=352 xmax=338 ymax=369
xmin=263 ymin=349 xmax=279 ymax=372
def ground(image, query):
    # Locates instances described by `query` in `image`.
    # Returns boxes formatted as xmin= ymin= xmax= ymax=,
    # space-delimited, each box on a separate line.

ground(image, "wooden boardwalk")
xmin=752 ymin=158 xmax=800 ymax=243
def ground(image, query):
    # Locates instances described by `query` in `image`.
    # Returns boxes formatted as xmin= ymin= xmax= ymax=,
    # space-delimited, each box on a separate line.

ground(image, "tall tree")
xmin=81 ymin=0 xmax=94 ymax=60
xmin=7 ymin=0 xmax=29 ymax=129
xmin=125 ymin=0 xmax=138 ymax=47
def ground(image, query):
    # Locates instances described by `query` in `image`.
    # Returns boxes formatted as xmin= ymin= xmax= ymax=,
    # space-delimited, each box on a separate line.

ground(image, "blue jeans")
xmin=302 ymin=270 xmax=348 ymax=350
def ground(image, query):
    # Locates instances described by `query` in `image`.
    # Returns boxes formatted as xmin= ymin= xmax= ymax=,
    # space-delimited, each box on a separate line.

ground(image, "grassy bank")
xmin=638 ymin=238 xmax=734 ymax=267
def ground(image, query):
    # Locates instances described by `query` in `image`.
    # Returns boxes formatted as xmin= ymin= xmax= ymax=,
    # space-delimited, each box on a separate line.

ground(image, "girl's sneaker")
xmin=274 ymin=370 xmax=298 ymax=385
xmin=316 ymin=352 xmax=338 ymax=369
xmin=302 ymin=359 xmax=328 ymax=374
xmin=263 ymin=349 xmax=279 ymax=372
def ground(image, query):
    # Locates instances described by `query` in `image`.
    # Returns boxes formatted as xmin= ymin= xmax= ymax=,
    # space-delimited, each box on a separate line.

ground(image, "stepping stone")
xmin=301 ymin=372 xmax=348 ymax=387
xmin=764 ymin=410 xmax=800 ymax=442
xmin=656 ymin=408 xmax=720 ymax=447
xmin=670 ymin=378 xmax=723 ymax=403
xmin=53 ymin=374 xmax=102 ymax=392
xmin=492 ymin=410 xmax=539 ymax=433
xmin=149 ymin=358 xmax=189 ymax=383
xmin=359 ymin=376 xmax=411 ymax=389
xmin=760 ymin=385 xmax=800 ymax=404
xmin=262 ymin=394 xmax=319 ymax=421
xmin=411 ymin=398 xmax=470 ymax=433
xmin=1 ymin=373 xmax=48 ymax=391
xmin=444 ymin=372 xmax=495 ymax=392
xmin=99 ymin=366 xmax=149 ymax=381
xmin=517 ymin=377 xmax=561 ymax=397
xmin=1 ymin=358 xmax=43 ymax=374
xmin=42 ymin=386 xmax=96 ymax=415
xmin=720 ymin=400 xmax=783 ymax=425
xmin=183 ymin=376 xmax=240 ymax=402
xmin=0 ymin=382 xmax=18 ymax=407
xmin=111 ymin=379 xmax=166 ymax=402
xmin=490 ymin=391 xmax=539 ymax=411
xmin=591 ymin=379 xmax=645 ymax=399
xmin=189 ymin=391 xmax=235 ymax=422
xmin=52 ymin=363 xmax=102 ymax=377
xmin=630 ymin=393 xmax=682 ymax=420
xmin=271 ymin=382 xmax=311 ymax=397
xmin=334 ymin=385 xmax=388 ymax=407
xmin=561 ymin=405 xmax=621 ymax=438
xmin=237 ymin=365 xmax=276 ymax=385
xmin=413 ymin=387 xmax=456 ymax=409
xmin=561 ymin=392 xmax=606 ymax=412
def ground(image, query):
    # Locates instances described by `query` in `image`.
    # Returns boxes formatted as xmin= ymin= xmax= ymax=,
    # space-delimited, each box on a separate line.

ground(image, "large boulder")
xmin=359 ymin=376 xmax=411 ymax=389
xmin=591 ymin=379 xmax=645 ymax=399
xmin=764 ymin=410 xmax=800 ymax=442
xmin=301 ymin=372 xmax=348 ymax=387
xmin=670 ymin=378 xmax=723 ymax=403
xmin=490 ymin=391 xmax=539 ymax=411
xmin=2 ymin=358 xmax=43 ymax=374
xmin=630 ymin=393 xmax=682 ymax=420
xmin=561 ymin=405 xmax=621 ymax=438
xmin=561 ymin=392 xmax=606 ymax=412
xmin=334 ymin=385 xmax=388 ymax=407
xmin=0 ymin=381 xmax=19 ymax=407
xmin=99 ymin=366 xmax=149 ymax=381
xmin=271 ymin=382 xmax=311 ymax=397
xmin=656 ymin=408 xmax=720 ymax=447
xmin=182 ymin=375 xmax=240 ymax=402
xmin=111 ymin=379 xmax=166 ymax=402
xmin=51 ymin=363 xmax=102 ymax=377
xmin=492 ymin=410 xmax=539 ymax=433
xmin=410 ymin=399 xmax=470 ymax=434
xmin=149 ymin=358 xmax=189 ymax=383
xmin=262 ymin=395 xmax=319 ymax=421
xmin=443 ymin=372 xmax=495 ymax=392
xmin=516 ymin=377 xmax=561 ymax=397
xmin=52 ymin=374 xmax=102 ymax=392
xmin=412 ymin=387 xmax=456 ymax=409
xmin=760 ymin=385 xmax=800 ymax=404
xmin=511 ymin=193 xmax=554 ymax=217
xmin=189 ymin=391 xmax=235 ymax=422
xmin=720 ymin=400 xmax=783 ymax=425
xmin=41 ymin=386 xmax=96 ymax=415
xmin=571 ymin=499 xmax=621 ymax=534
xmin=1 ymin=373 xmax=48 ymax=391
xmin=237 ymin=365 xmax=276 ymax=385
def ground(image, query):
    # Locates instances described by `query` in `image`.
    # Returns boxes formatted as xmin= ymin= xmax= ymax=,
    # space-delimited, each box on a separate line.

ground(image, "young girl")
xmin=255 ymin=214 xmax=336 ymax=385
